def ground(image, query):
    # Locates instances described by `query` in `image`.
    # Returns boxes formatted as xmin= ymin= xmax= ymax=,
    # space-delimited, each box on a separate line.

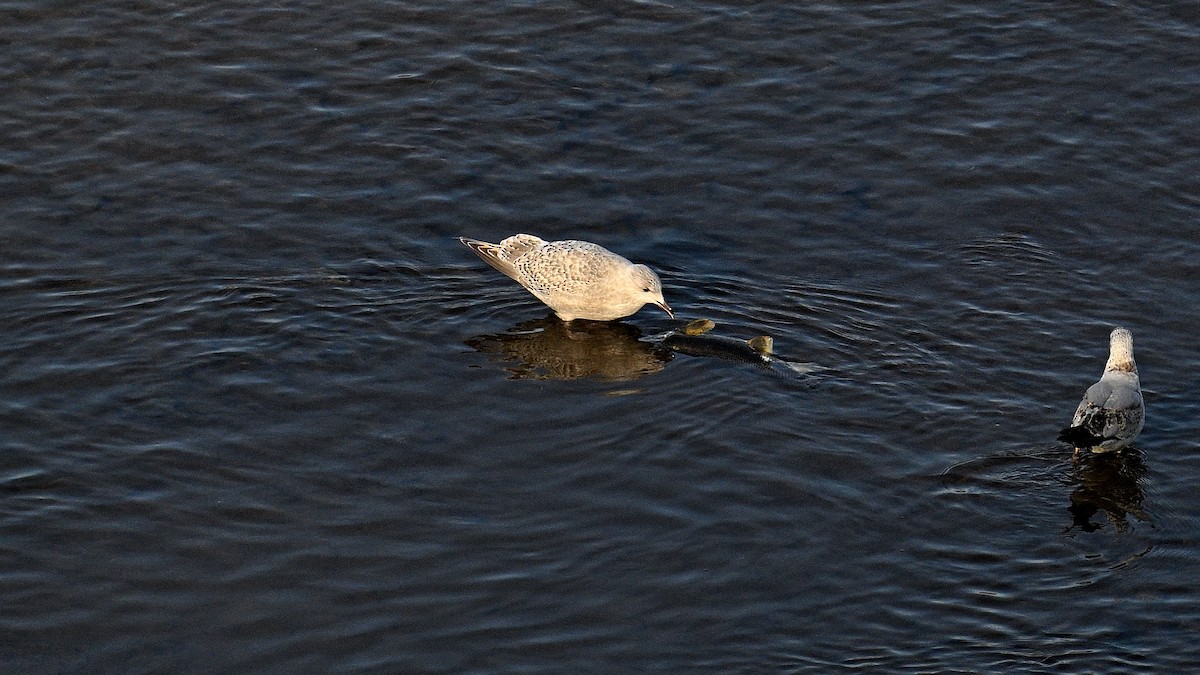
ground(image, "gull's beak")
xmin=655 ymin=300 xmax=674 ymax=319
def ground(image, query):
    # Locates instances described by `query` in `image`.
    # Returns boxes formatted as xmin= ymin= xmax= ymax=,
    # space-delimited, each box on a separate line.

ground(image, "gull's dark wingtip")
xmin=1058 ymin=425 xmax=1102 ymax=448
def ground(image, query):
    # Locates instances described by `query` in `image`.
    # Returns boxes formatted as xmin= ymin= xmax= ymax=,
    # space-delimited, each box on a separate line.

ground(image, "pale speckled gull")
xmin=1058 ymin=327 xmax=1144 ymax=454
xmin=460 ymin=234 xmax=673 ymax=322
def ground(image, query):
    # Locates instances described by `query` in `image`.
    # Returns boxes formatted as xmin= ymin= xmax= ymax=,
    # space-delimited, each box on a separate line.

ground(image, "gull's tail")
xmin=460 ymin=237 xmax=521 ymax=282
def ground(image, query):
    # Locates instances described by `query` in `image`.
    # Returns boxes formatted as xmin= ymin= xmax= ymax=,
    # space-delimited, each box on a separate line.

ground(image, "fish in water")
xmin=1058 ymin=327 xmax=1144 ymax=454
xmin=661 ymin=318 xmax=774 ymax=364
xmin=460 ymin=234 xmax=673 ymax=322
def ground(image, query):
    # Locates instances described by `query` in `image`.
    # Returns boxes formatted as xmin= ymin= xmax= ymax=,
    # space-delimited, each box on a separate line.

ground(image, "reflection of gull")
xmin=460 ymin=234 xmax=672 ymax=322
xmin=938 ymin=447 xmax=1150 ymax=535
xmin=1067 ymin=450 xmax=1149 ymax=533
xmin=465 ymin=316 xmax=668 ymax=381
xmin=1058 ymin=328 xmax=1144 ymax=454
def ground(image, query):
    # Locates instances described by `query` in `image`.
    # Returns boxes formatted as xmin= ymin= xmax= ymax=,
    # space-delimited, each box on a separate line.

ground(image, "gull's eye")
xmin=642 ymin=288 xmax=651 ymax=292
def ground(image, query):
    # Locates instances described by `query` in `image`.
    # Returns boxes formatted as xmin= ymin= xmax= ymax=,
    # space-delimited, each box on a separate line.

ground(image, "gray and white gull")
xmin=1058 ymin=327 xmax=1144 ymax=454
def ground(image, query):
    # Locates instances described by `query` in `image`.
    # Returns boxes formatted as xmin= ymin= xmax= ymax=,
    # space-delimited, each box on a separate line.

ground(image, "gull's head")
xmin=631 ymin=264 xmax=673 ymax=318
xmin=1106 ymin=327 xmax=1136 ymax=373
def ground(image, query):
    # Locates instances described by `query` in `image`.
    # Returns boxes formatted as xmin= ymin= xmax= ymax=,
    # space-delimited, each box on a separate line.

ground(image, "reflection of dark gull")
xmin=460 ymin=234 xmax=672 ymax=322
xmin=1058 ymin=327 xmax=1144 ymax=454
xmin=1067 ymin=450 xmax=1149 ymax=533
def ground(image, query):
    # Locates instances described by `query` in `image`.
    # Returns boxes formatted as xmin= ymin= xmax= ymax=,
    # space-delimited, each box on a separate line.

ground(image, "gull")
xmin=1058 ymin=327 xmax=1144 ymax=454
xmin=460 ymin=234 xmax=673 ymax=322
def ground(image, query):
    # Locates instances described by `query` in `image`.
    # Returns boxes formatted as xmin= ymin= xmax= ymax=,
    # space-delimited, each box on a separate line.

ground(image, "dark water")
xmin=3 ymin=1 xmax=1200 ymax=672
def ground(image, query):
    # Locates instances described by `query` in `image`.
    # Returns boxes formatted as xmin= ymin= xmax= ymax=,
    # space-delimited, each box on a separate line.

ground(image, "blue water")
xmin=3 ymin=1 xmax=1199 ymax=672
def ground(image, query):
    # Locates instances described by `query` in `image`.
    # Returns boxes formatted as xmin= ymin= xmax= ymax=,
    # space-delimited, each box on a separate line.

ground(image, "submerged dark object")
xmin=660 ymin=319 xmax=774 ymax=364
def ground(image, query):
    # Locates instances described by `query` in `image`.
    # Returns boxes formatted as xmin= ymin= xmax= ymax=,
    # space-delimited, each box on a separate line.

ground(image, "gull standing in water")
xmin=1058 ymin=327 xmax=1144 ymax=455
xmin=460 ymin=234 xmax=673 ymax=322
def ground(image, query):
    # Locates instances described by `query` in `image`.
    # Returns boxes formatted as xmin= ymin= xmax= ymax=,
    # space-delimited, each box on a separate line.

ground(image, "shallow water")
xmin=3 ymin=1 xmax=1200 ymax=672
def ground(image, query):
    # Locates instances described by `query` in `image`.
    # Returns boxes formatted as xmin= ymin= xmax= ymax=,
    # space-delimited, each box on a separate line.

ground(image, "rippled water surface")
xmin=4 ymin=1 xmax=1200 ymax=672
